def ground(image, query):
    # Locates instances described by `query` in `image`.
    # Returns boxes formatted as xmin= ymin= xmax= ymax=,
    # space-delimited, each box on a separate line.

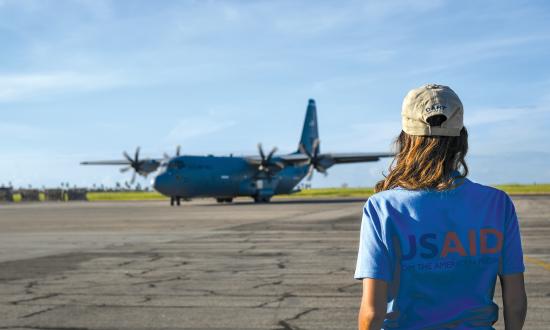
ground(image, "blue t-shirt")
xmin=354 ymin=176 xmax=525 ymax=329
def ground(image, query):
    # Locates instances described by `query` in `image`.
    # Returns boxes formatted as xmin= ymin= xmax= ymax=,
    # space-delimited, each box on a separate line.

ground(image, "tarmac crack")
xmin=10 ymin=293 xmax=60 ymax=305
xmin=337 ymin=282 xmax=360 ymax=293
xmin=20 ymin=305 xmax=60 ymax=319
xmin=148 ymin=254 xmax=163 ymax=262
xmin=130 ymin=275 xmax=187 ymax=287
xmin=327 ymin=267 xmax=349 ymax=275
xmin=274 ymin=307 xmax=319 ymax=330
xmin=238 ymin=245 xmax=257 ymax=254
xmin=140 ymin=268 xmax=154 ymax=274
xmin=256 ymin=292 xmax=294 ymax=308
xmin=24 ymin=280 xmax=38 ymax=294
xmin=277 ymin=259 xmax=288 ymax=269
xmin=117 ymin=260 xmax=135 ymax=267
xmin=171 ymin=261 xmax=189 ymax=267
xmin=252 ymin=280 xmax=283 ymax=289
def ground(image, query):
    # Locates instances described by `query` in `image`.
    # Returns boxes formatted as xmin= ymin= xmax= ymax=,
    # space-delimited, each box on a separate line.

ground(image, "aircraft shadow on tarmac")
xmin=203 ymin=197 xmax=367 ymax=206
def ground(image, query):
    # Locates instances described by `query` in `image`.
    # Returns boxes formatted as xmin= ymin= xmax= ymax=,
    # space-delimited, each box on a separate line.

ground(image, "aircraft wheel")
xmin=176 ymin=197 xmax=181 ymax=206
xmin=225 ymin=198 xmax=233 ymax=203
xmin=253 ymin=196 xmax=271 ymax=203
xmin=216 ymin=198 xmax=225 ymax=203
xmin=170 ymin=197 xmax=175 ymax=206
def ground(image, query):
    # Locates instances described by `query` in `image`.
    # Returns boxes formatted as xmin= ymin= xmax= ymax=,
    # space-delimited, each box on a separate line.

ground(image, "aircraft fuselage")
xmin=153 ymin=155 xmax=308 ymax=200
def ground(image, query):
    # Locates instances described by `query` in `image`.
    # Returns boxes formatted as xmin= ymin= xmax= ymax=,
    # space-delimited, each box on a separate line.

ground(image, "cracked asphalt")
xmin=0 ymin=196 xmax=549 ymax=330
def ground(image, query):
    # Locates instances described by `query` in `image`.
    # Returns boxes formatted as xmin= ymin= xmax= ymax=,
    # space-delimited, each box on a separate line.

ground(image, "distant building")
xmin=0 ymin=187 xmax=14 ymax=202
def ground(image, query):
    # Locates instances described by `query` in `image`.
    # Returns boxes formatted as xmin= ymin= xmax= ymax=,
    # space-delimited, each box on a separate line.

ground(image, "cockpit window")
xmin=168 ymin=160 xmax=185 ymax=169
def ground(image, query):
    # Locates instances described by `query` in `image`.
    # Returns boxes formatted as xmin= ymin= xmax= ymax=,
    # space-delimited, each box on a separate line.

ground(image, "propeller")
xmin=255 ymin=143 xmax=284 ymax=180
xmin=120 ymin=147 xmax=143 ymax=184
xmin=164 ymin=145 xmax=181 ymax=159
xmin=298 ymin=138 xmax=327 ymax=181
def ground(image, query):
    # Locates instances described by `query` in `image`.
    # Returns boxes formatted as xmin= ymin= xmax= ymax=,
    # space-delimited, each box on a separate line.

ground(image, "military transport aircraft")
xmin=81 ymin=99 xmax=394 ymax=205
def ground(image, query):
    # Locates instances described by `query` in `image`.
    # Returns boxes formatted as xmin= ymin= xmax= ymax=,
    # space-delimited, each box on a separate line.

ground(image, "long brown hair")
xmin=375 ymin=126 xmax=469 ymax=192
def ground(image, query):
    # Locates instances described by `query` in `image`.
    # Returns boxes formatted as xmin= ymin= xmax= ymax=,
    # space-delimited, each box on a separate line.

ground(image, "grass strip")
xmin=7 ymin=184 xmax=550 ymax=202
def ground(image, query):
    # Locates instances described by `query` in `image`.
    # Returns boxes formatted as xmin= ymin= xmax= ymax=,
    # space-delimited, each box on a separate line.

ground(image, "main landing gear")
xmin=253 ymin=195 xmax=272 ymax=203
xmin=170 ymin=196 xmax=181 ymax=206
xmin=216 ymin=197 xmax=234 ymax=203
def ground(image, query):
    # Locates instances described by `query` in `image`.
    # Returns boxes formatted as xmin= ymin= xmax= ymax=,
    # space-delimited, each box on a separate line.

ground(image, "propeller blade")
xmin=266 ymin=147 xmax=278 ymax=162
xmin=176 ymin=145 xmax=181 ymax=157
xmin=120 ymin=166 xmax=131 ymax=173
xmin=312 ymin=138 xmax=321 ymax=157
xmin=134 ymin=147 xmax=140 ymax=163
xmin=317 ymin=165 xmax=327 ymax=174
xmin=257 ymin=143 xmax=265 ymax=160
xmin=298 ymin=143 xmax=310 ymax=157
xmin=307 ymin=165 xmax=315 ymax=181
xmin=163 ymin=153 xmax=170 ymax=159
xmin=131 ymin=171 xmax=136 ymax=184
xmin=123 ymin=151 xmax=133 ymax=162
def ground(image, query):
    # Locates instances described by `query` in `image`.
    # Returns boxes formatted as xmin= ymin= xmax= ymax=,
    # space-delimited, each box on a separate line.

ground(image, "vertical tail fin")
xmin=298 ymin=99 xmax=319 ymax=154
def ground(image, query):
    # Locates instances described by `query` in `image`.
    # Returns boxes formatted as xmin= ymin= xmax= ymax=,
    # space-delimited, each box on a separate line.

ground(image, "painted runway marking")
xmin=524 ymin=255 xmax=550 ymax=271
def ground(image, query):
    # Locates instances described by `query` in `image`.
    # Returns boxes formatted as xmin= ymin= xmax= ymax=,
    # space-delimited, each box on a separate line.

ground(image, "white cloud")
xmin=0 ymin=71 xmax=129 ymax=102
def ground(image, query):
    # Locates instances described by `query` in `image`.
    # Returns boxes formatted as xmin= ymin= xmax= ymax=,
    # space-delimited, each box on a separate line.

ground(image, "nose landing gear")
xmin=170 ymin=196 xmax=181 ymax=206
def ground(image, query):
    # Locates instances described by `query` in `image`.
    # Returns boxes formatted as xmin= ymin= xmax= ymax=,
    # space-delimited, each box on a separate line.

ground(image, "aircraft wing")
xmin=245 ymin=154 xmax=310 ymax=166
xmin=272 ymin=152 xmax=394 ymax=165
xmin=319 ymin=152 xmax=395 ymax=164
xmin=81 ymin=160 xmax=132 ymax=165
xmin=278 ymin=154 xmax=310 ymax=163
xmin=81 ymin=158 xmax=164 ymax=166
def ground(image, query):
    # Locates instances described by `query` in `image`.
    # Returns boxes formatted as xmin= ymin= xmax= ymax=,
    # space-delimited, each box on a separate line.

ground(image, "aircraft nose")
xmin=153 ymin=174 xmax=171 ymax=195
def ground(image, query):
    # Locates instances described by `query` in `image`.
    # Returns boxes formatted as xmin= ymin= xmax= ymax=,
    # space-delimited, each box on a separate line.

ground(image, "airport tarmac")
xmin=0 ymin=196 xmax=548 ymax=330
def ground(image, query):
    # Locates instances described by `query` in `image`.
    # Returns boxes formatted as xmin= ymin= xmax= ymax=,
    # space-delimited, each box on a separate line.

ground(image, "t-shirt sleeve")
xmin=354 ymin=198 xmax=393 ymax=282
xmin=498 ymin=194 xmax=525 ymax=275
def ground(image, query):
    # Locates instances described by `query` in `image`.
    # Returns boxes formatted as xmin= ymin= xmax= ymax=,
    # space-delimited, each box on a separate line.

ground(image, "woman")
xmin=354 ymin=84 xmax=527 ymax=330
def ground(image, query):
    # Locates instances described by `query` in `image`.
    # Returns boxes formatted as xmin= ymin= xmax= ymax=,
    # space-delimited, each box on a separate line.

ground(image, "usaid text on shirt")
xmin=401 ymin=228 xmax=503 ymax=260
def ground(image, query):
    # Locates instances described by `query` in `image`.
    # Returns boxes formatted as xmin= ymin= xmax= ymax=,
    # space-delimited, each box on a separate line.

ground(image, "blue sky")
xmin=1 ymin=0 xmax=549 ymax=189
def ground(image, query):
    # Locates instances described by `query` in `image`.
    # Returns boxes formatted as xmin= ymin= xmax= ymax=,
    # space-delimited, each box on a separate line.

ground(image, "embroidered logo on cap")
xmin=425 ymin=104 xmax=447 ymax=114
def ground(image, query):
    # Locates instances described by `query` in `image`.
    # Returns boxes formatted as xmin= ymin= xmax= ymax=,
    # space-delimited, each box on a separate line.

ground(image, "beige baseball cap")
xmin=401 ymin=83 xmax=464 ymax=136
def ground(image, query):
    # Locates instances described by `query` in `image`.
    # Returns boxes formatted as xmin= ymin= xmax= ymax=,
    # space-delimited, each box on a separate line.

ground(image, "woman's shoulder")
xmin=363 ymin=186 xmax=420 ymax=210
xmin=366 ymin=177 xmax=511 ymax=207
xmin=463 ymin=177 xmax=513 ymax=201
